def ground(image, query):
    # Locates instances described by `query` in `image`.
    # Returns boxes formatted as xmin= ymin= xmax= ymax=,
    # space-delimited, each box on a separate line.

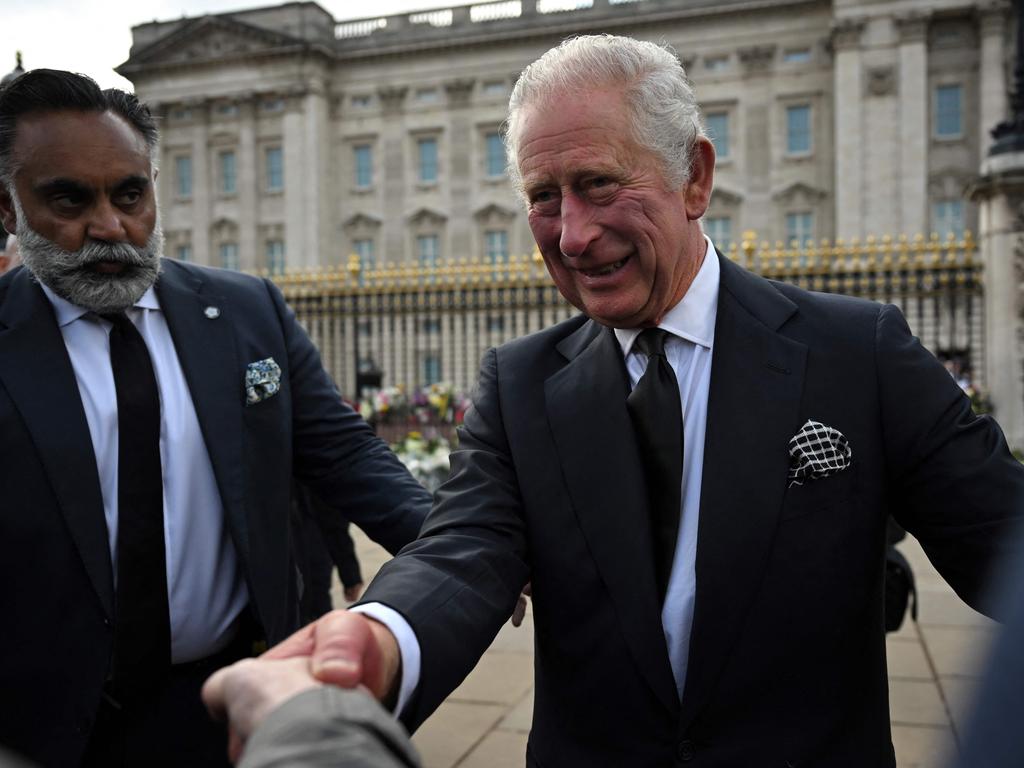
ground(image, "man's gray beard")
xmin=13 ymin=194 xmax=164 ymax=314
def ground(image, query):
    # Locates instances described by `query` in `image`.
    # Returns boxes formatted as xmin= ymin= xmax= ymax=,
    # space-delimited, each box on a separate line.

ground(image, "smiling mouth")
xmin=580 ymin=256 xmax=629 ymax=278
xmin=86 ymin=261 xmax=129 ymax=275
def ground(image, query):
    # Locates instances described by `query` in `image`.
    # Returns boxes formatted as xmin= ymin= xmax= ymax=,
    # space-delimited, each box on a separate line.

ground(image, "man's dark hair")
xmin=0 ymin=68 xmax=159 ymax=185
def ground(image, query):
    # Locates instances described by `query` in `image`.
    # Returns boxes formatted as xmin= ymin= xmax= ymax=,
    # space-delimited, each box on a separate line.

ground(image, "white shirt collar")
xmin=40 ymin=282 xmax=161 ymax=328
xmin=614 ymin=234 xmax=720 ymax=357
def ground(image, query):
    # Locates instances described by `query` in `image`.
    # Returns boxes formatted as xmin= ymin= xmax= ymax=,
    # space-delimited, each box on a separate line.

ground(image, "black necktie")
xmin=103 ymin=312 xmax=170 ymax=702
xmin=626 ymin=328 xmax=683 ymax=603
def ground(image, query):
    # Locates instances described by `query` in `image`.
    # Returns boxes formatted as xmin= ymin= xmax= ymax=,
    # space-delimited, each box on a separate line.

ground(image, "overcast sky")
xmin=2 ymin=0 xmax=478 ymax=90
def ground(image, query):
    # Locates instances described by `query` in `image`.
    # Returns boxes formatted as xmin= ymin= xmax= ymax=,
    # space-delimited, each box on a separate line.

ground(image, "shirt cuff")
xmin=350 ymin=602 xmax=420 ymax=716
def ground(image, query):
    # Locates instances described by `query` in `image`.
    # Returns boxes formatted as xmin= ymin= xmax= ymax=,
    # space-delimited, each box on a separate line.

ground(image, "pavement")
xmin=340 ymin=530 xmax=999 ymax=768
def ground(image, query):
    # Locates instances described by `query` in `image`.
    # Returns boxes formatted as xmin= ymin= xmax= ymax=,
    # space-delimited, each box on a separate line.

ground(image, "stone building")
xmin=117 ymin=0 xmax=1008 ymax=273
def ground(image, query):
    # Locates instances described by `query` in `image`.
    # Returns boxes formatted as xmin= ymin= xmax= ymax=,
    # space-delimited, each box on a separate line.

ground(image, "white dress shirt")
xmin=359 ymin=236 xmax=721 ymax=709
xmin=42 ymin=284 xmax=248 ymax=663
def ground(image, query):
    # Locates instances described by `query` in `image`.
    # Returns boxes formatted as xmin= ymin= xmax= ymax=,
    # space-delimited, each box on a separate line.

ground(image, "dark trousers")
xmin=82 ymin=631 xmax=252 ymax=768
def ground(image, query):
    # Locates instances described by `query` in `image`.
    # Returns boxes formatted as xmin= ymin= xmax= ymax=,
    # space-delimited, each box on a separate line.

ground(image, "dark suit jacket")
xmin=362 ymin=254 xmax=1024 ymax=767
xmin=0 ymin=260 xmax=430 ymax=767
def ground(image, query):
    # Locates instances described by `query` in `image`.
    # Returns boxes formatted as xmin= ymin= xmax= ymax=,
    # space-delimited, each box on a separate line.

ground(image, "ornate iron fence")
xmin=271 ymin=230 xmax=982 ymax=397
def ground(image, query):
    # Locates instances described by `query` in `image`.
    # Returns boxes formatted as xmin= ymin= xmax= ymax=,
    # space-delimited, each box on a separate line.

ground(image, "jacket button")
xmin=677 ymin=740 xmax=695 ymax=762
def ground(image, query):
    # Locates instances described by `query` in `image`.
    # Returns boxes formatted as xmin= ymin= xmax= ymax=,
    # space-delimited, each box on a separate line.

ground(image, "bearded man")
xmin=0 ymin=70 xmax=430 ymax=768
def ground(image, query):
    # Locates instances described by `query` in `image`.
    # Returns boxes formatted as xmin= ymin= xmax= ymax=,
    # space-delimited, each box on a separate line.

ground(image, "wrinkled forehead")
xmin=10 ymin=109 xmax=153 ymax=182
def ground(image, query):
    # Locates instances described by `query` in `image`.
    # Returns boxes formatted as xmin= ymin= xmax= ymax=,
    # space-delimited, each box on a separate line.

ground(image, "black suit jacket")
xmin=362 ymin=254 xmax=1024 ymax=767
xmin=0 ymin=260 xmax=430 ymax=767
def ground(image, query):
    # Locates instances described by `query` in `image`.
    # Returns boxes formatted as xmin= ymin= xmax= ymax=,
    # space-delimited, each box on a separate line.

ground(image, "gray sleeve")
xmin=240 ymin=688 xmax=422 ymax=768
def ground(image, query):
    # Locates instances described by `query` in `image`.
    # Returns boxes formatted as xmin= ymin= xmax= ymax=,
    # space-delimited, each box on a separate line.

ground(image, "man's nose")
xmin=86 ymin=199 xmax=129 ymax=242
xmin=558 ymin=193 xmax=600 ymax=258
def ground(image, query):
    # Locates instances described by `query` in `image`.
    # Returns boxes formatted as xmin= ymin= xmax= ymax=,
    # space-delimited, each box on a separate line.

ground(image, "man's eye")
xmin=50 ymin=194 xmax=84 ymax=212
xmin=584 ymin=176 xmax=617 ymax=196
xmin=530 ymin=190 xmax=560 ymax=212
xmin=116 ymin=189 xmax=143 ymax=206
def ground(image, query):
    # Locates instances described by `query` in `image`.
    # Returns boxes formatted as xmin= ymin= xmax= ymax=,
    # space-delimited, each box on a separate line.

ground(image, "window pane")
xmin=175 ymin=156 xmax=192 ymax=197
xmin=220 ymin=151 xmax=236 ymax=195
xmin=786 ymin=105 xmax=811 ymax=154
xmin=175 ymin=245 xmax=192 ymax=262
xmin=423 ymin=354 xmax=441 ymax=385
xmin=785 ymin=212 xmax=813 ymax=246
xmin=417 ymin=234 xmax=440 ymax=267
xmin=219 ymin=242 xmax=239 ymax=271
xmin=704 ymin=216 xmax=732 ymax=252
xmin=784 ymin=49 xmax=811 ymax=63
xmin=266 ymin=240 xmax=285 ymax=274
xmin=354 ymin=145 xmax=373 ymax=188
xmin=418 ymin=138 xmax=438 ymax=183
xmin=705 ymin=113 xmax=729 ymax=158
xmin=485 ymin=132 xmax=506 ymax=177
xmin=266 ymin=147 xmax=284 ymax=191
xmin=935 ymin=85 xmax=962 ymax=137
xmin=932 ymin=200 xmax=965 ymax=238
xmin=485 ymin=230 xmax=508 ymax=263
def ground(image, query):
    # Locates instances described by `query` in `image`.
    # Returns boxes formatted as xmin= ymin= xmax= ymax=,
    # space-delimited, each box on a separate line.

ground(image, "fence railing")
xmin=272 ymin=231 xmax=982 ymax=397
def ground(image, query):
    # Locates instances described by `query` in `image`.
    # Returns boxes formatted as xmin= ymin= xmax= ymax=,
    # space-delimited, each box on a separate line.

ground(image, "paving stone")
xmin=888 ymin=679 xmax=951 ymax=726
xmin=915 ymin=588 xmax=997 ymax=629
xmin=918 ymin=625 xmax=996 ymax=678
xmin=412 ymin=701 xmax=506 ymax=768
xmin=938 ymin=675 xmax=981 ymax=735
xmin=490 ymin=614 xmax=535 ymax=653
xmin=450 ymin=651 xmax=534 ymax=705
xmin=458 ymin=729 xmax=530 ymax=768
xmin=891 ymin=724 xmax=958 ymax=768
xmin=887 ymin=636 xmax=932 ymax=680
xmin=498 ymin=689 xmax=534 ymax=733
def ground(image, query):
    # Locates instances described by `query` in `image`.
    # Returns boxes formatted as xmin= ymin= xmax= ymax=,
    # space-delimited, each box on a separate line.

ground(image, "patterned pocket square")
xmin=788 ymin=419 xmax=851 ymax=487
xmin=245 ymin=357 xmax=282 ymax=406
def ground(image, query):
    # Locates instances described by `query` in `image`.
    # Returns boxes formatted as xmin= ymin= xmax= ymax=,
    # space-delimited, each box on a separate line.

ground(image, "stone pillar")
xmin=969 ymin=154 xmax=1024 ymax=449
xmin=980 ymin=2 xmax=1011 ymax=162
xmin=238 ymin=96 xmax=258 ymax=270
xmin=283 ymin=90 xmax=307 ymax=269
xmin=445 ymin=78 xmax=476 ymax=260
xmin=737 ymin=45 xmax=776 ymax=239
xmin=303 ymin=79 xmax=330 ymax=269
xmin=190 ymin=101 xmax=212 ymax=266
xmin=897 ymin=12 xmax=929 ymax=237
xmin=378 ymin=86 xmax=408 ymax=264
xmin=832 ymin=19 xmax=865 ymax=240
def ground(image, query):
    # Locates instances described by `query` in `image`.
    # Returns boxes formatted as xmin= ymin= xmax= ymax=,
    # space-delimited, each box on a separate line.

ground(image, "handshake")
xmin=202 ymin=611 xmax=405 ymax=766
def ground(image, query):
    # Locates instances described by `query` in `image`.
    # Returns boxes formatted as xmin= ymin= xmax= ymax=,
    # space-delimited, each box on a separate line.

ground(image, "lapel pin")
xmin=204 ymin=306 xmax=221 ymax=319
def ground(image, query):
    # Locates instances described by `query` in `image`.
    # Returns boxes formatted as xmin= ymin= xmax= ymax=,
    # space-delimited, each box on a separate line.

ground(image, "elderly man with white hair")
xmin=213 ymin=34 xmax=1024 ymax=768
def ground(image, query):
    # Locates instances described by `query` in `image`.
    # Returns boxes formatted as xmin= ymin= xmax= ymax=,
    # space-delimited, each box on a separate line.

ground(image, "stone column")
xmin=832 ymin=19 xmax=865 ymax=240
xmin=237 ymin=96 xmax=258 ymax=270
xmin=190 ymin=101 xmax=212 ymax=266
xmin=445 ymin=78 xmax=476 ymax=260
xmin=968 ymin=154 xmax=1024 ymax=449
xmin=980 ymin=2 xmax=1011 ymax=162
xmin=897 ymin=12 xmax=929 ymax=238
xmin=378 ymin=86 xmax=408 ymax=264
xmin=283 ymin=89 xmax=307 ymax=269
xmin=737 ymin=45 xmax=776 ymax=239
xmin=303 ymin=78 xmax=330 ymax=269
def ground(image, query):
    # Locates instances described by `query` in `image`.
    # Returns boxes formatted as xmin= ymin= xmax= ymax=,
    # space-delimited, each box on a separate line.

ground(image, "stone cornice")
xmin=829 ymin=18 xmax=865 ymax=52
xmin=978 ymin=0 xmax=1011 ymax=36
xmin=738 ymin=45 xmax=777 ymax=74
xmin=895 ymin=11 xmax=930 ymax=44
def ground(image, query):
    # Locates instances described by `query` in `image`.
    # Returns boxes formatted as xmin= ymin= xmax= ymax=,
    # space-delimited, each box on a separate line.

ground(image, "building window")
xmin=353 ymin=238 xmax=375 ymax=272
xmin=421 ymin=318 xmax=442 ymax=334
xmin=175 ymin=156 xmax=192 ymax=198
xmin=418 ymin=138 xmax=438 ymax=183
xmin=175 ymin=244 xmax=192 ymax=262
xmin=219 ymin=242 xmax=240 ymax=271
xmin=353 ymin=145 xmax=373 ymax=189
xmin=705 ymin=55 xmax=729 ymax=72
xmin=785 ymin=212 xmax=814 ymax=246
xmin=786 ymin=105 xmax=812 ymax=155
xmin=422 ymin=353 xmax=442 ymax=385
xmin=266 ymin=239 xmax=285 ymax=274
xmin=934 ymin=84 xmax=963 ymax=138
xmin=417 ymin=234 xmax=440 ymax=268
xmin=219 ymin=151 xmax=237 ymax=195
xmin=705 ymin=112 xmax=729 ymax=159
xmin=262 ymin=98 xmax=284 ymax=112
xmin=216 ymin=103 xmax=239 ymax=117
xmin=351 ymin=94 xmax=373 ymax=108
xmin=783 ymin=49 xmax=811 ymax=63
xmin=171 ymin=107 xmax=193 ymax=121
xmin=266 ymin=147 xmax=284 ymax=192
xmin=415 ymin=87 xmax=439 ymax=103
xmin=487 ymin=316 xmax=506 ymax=332
xmin=485 ymin=132 xmax=506 ymax=177
xmin=704 ymin=216 xmax=733 ymax=252
xmin=485 ymin=230 xmax=508 ymax=264
xmin=932 ymin=200 xmax=965 ymax=239
xmin=482 ymin=80 xmax=505 ymax=96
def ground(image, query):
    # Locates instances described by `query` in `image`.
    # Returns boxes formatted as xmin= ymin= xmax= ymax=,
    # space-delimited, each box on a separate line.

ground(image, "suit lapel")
xmin=678 ymin=257 xmax=807 ymax=727
xmin=545 ymin=320 xmax=680 ymax=715
xmin=0 ymin=271 xmax=114 ymax=618
xmin=154 ymin=262 xmax=250 ymax=562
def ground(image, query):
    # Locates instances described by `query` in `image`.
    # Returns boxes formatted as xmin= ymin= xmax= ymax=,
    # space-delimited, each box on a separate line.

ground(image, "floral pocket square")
xmin=245 ymin=357 xmax=282 ymax=406
xmin=788 ymin=419 xmax=851 ymax=487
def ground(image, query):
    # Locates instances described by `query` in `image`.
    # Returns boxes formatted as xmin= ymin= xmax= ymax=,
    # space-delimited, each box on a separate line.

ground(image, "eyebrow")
xmin=34 ymin=175 xmax=151 ymax=197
